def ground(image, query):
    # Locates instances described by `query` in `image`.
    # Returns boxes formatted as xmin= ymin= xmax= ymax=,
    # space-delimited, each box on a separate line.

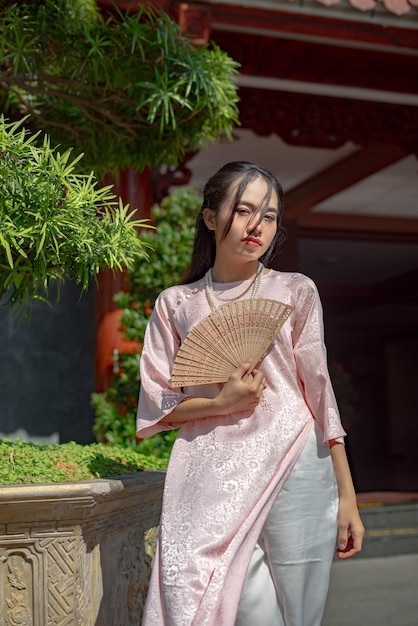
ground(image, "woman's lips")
xmin=242 ymin=237 xmax=261 ymax=247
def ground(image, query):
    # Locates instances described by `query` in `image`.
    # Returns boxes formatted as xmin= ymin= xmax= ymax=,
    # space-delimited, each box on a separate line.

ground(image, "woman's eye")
xmin=264 ymin=214 xmax=276 ymax=222
xmin=236 ymin=208 xmax=250 ymax=216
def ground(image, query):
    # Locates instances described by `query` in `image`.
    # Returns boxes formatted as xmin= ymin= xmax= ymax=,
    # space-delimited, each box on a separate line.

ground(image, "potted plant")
xmin=0 ymin=438 xmax=167 ymax=625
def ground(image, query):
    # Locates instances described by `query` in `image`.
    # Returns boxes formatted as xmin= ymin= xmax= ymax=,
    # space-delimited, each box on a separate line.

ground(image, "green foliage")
xmin=0 ymin=0 xmax=240 ymax=176
xmin=92 ymin=188 xmax=201 ymax=456
xmin=0 ymin=116 xmax=152 ymax=310
xmin=116 ymin=188 xmax=201 ymax=340
xmin=0 ymin=438 xmax=167 ymax=485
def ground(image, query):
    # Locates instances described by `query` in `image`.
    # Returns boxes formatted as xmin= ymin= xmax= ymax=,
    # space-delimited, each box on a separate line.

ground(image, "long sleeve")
xmin=291 ymin=275 xmax=346 ymax=443
xmin=136 ymin=292 xmax=187 ymax=439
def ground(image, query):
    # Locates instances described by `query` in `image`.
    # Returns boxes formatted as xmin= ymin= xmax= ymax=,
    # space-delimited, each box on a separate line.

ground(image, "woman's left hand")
xmin=330 ymin=441 xmax=365 ymax=560
xmin=335 ymin=496 xmax=365 ymax=559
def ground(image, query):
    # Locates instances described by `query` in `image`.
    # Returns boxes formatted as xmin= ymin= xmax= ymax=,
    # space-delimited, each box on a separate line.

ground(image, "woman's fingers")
xmin=218 ymin=362 xmax=267 ymax=413
xmin=336 ymin=520 xmax=364 ymax=559
xmin=251 ymin=368 xmax=267 ymax=392
xmin=232 ymin=362 xmax=265 ymax=386
xmin=235 ymin=358 xmax=253 ymax=379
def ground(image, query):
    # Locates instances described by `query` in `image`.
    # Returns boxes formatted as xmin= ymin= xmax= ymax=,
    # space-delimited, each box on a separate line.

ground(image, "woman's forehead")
xmin=229 ymin=175 xmax=279 ymax=208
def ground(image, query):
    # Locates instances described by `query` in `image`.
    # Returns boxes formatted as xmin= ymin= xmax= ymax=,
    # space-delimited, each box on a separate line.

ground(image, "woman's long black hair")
xmin=183 ymin=161 xmax=286 ymax=284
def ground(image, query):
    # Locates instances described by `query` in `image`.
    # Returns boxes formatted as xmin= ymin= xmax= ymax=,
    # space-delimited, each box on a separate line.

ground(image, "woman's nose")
xmin=247 ymin=217 xmax=262 ymax=234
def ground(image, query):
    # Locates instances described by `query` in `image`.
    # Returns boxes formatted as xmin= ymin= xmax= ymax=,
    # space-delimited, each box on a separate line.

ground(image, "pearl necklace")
xmin=204 ymin=262 xmax=264 ymax=312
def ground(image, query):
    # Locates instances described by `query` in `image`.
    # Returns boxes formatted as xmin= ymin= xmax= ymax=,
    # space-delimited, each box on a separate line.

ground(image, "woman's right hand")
xmin=162 ymin=359 xmax=266 ymax=425
xmin=213 ymin=359 xmax=267 ymax=415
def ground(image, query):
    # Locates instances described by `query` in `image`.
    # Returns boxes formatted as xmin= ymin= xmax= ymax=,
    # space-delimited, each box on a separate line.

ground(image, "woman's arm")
xmin=330 ymin=441 xmax=365 ymax=559
xmin=161 ymin=360 xmax=266 ymax=424
xmin=291 ymin=277 xmax=346 ymax=442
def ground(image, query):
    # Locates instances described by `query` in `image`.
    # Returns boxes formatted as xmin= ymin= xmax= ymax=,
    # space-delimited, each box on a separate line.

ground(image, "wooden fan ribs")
xmin=171 ymin=299 xmax=293 ymax=387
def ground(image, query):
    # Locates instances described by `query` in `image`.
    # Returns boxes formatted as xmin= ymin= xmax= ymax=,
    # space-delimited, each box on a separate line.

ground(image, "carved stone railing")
xmin=0 ymin=471 xmax=165 ymax=626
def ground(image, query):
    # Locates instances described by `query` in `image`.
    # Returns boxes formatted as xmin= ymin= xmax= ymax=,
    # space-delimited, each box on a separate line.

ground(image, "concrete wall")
xmin=0 ymin=282 xmax=96 ymax=444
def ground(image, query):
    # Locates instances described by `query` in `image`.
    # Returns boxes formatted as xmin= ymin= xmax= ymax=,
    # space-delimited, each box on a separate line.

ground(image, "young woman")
xmin=136 ymin=161 xmax=364 ymax=626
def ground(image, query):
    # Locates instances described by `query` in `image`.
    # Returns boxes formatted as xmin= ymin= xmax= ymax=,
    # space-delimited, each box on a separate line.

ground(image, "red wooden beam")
xmin=285 ymin=145 xmax=409 ymax=219
xmin=99 ymin=2 xmax=418 ymax=51
xmin=208 ymin=3 xmax=418 ymax=50
xmin=171 ymin=2 xmax=212 ymax=45
xmin=213 ymin=31 xmax=418 ymax=96
xmin=98 ymin=0 xmax=172 ymax=13
xmin=297 ymin=213 xmax=418 ymax=241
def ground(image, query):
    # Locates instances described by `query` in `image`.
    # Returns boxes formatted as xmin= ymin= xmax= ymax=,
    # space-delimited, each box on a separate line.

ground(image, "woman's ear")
xmin=202 ymin=208 xmax=216 ymax=231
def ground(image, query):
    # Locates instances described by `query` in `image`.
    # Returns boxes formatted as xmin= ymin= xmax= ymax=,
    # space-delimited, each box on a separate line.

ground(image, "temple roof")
xmin=320 ymin=0 xmax=418 ymax=18
xmin=203 ymin=0 xmax=418 ymax=23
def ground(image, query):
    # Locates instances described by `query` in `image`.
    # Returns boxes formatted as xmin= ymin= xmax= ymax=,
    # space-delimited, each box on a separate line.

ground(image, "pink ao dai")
xmin=136 ymin=270 xmax=346 ymax=626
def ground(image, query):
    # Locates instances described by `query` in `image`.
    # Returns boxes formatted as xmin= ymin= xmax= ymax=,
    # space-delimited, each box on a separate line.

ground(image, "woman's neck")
xmin=210 ymin=260 xmax=261 ymax=283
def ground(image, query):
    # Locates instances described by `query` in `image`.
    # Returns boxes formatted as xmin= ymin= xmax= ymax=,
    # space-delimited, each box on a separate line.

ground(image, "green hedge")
xmin=0 ymin=438 xmax=167 ymax=485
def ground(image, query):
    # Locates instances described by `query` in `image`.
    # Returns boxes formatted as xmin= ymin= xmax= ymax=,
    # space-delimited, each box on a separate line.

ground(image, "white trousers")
xmin=235 ymin=421 xmax=338 ymax=626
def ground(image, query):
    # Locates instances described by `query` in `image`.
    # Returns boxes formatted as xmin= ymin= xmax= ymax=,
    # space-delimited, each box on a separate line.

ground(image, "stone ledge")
xmin=0 ymin=471 xmax=165 ymax=625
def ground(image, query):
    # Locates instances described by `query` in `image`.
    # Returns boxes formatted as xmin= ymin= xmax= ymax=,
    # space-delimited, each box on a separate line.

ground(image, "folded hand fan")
xmin=171 ymin=298 xmax=293 ymax=387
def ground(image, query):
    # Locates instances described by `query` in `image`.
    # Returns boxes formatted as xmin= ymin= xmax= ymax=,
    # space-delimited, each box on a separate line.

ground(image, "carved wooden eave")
xmin=100 ymin=2 xmax=418 ymax=155
xmin=236 ymin=86 xmax=418 ymax=151
xmin=99 ymin=0 xmax=418 ymax=246
xmin=166 ymin=1 xmax=418 ymax=246
xmin=94 ymin=1 xmax=418 ymax=252
xmin=180 ymin=2 xmax=418 ymax=150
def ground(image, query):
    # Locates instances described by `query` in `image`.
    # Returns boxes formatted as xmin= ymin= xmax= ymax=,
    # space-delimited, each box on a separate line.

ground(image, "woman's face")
xmin=204 ymin=175 xmax=279 ymax=267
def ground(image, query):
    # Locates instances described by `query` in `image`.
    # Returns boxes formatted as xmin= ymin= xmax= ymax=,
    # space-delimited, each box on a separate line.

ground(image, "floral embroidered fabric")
xmin=136 ymin=270 xmax=346 ymax=626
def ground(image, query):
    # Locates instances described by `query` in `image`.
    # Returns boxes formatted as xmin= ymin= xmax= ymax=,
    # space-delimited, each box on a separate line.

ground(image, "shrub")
xmin=92 ymin=188 xmax=201 ymax=456
xmin=0 ymin=0 xmax=239 ymax=176
xmin=0 ymin=116 xmax=152 ymax=312
xmin=0 ymin=438 xmax=167 ymax=485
